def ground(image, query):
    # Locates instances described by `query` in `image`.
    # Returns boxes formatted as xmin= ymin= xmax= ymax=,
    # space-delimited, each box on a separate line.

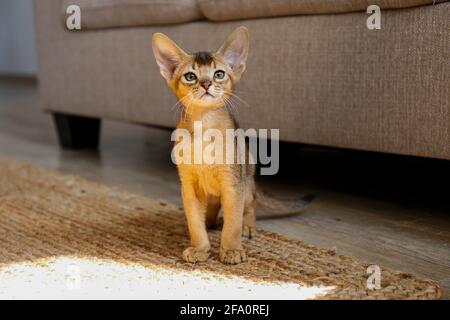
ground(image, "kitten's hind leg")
xmin=205 ymin=195 xmax=221 ymax=229
xmin=243 ymin=196 xmax=256 ymax=239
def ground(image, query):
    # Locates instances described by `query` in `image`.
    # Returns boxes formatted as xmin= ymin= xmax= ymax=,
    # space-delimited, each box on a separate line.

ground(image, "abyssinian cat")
xmin=152 ymin=27 xmax=313 ymax=264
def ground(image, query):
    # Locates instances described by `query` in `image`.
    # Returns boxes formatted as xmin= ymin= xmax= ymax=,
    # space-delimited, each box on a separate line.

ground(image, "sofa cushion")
xmin=199 ymin=0 xmax=435 ymax=21
xmin=62 ymin=0 xmax=203 ymax=30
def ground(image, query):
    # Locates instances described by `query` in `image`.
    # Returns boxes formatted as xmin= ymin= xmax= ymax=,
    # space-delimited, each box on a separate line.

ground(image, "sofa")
xmin=34 ymin=0 xmax=450 ymax=159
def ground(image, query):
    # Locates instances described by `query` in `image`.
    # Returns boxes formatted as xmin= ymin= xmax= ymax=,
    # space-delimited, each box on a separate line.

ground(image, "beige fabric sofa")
xmin=34 ymin=0 xmax=450 ymax=158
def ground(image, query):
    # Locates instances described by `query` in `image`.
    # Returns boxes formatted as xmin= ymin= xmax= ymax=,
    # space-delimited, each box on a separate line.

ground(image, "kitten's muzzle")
xmin=200 ymin=79 xmax=212 ymax=90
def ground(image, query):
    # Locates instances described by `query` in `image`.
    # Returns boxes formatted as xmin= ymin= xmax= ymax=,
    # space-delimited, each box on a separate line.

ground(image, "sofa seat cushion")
xmin=199 ymin=0 xmax=435 ymax=21
xmin=62 ymin=0 xmax=203 ymax=30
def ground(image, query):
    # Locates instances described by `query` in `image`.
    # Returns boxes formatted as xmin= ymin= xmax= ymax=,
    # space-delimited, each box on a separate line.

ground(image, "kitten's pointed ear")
xmin=152 ymin=33 xmax=187 ymax=80
xmin=218 ymin=26 xmax=249 ymax=78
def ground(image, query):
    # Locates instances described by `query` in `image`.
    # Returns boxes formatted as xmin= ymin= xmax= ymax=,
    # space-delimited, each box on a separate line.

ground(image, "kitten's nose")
xmin=200 ymin=79 xmax=212 ymax=90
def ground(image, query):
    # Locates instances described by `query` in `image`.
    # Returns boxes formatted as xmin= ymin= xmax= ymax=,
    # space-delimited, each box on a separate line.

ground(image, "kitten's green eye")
xmin=214 ymin=70 xmax=225 ymax=80
xmin=184 ymin=72 xmax=197 ymax=82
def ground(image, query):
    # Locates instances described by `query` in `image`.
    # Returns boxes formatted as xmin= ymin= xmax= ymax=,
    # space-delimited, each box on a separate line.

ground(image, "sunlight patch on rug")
xmin=0 ymin=256 xmax=334 ymax=299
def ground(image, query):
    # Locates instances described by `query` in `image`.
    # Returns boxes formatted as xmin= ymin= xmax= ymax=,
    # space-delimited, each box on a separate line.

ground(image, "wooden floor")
xmin=1 ymin=77 xmax=449 ymax=298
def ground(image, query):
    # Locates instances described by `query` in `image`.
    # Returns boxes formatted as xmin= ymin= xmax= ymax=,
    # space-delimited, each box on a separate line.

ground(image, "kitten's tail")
xmin=255 ymin=186 xmax=315 ymax=220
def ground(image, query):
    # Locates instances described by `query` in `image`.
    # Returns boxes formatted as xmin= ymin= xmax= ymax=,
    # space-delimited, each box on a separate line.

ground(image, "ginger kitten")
xmin=152 ymin=27 xmax=313 ymax=264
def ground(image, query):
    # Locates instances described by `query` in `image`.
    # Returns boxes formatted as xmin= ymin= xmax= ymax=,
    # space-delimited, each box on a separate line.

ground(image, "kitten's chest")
xmin=176 ymin=109 xmax=236 ymax=196
xmin=195 ymin=164 xmax=221 ymax=197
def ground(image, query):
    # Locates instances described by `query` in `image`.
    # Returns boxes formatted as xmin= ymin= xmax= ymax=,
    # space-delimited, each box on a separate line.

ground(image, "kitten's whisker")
xmin=220 ymin=97 xmax=229 ymax=114
xmin=171 ymin=94 xmax=192 ymax=113
xmin=171 ymin=94 xmax=192 ymax=121
xmin=224 ymin=101 xmax=234 ymax=117
xmin=224 ymin=96 xmax=237 ymax=113
xmin=229 ymin=96 xmax=248 ymax=109
xmin=223 ymin=96 xmax=238 ymax=118
xmin=174 ymin=93 xmax=193 ymax=122
xmin=224 ymin=91 xmax=249 ymax=108
xmin=229 ymin=92 xmax=248 ymax=105
xmin=183 ymin=97 xmax=193 ymax=123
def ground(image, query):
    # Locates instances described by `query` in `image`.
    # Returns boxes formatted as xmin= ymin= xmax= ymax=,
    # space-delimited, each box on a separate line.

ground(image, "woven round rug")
xmin=0 ymin=155 xmax=441 ymax=299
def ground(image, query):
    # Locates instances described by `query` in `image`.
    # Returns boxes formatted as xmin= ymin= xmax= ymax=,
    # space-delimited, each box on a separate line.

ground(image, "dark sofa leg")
xmin=52 ymin=113 xmax=101 ymax=150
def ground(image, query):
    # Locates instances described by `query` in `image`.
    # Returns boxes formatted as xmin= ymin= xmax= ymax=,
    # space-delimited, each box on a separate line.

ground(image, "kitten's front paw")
xmin=182 ymin=247 xmax=210 ymax=263
xmin=243 ymin=225 xmax=256 ymax=239
xmin=220 ymin=249 xmax=247 ymax=264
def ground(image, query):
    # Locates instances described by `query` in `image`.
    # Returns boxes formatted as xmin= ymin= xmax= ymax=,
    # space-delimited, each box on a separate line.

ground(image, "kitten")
xmin=152 ymin=27 xmax=313 ymax=264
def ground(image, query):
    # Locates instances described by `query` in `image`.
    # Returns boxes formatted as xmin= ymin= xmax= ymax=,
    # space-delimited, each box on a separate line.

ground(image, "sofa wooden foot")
xmin=52 ymin=113 xmax=101 ymax=150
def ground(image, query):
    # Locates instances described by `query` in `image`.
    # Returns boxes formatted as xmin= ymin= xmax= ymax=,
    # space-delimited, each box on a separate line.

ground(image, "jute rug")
xmin=0 ymin=155 xmax=441 ymax=299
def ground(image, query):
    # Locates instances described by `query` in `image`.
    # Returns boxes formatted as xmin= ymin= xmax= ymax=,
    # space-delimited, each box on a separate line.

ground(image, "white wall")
xmin=0 ymin=0 xmax=37 ymax=76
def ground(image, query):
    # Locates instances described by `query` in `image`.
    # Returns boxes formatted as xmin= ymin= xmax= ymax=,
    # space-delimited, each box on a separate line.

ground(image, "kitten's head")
xmin=152 ymin=27 xmax=249 ymax=110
